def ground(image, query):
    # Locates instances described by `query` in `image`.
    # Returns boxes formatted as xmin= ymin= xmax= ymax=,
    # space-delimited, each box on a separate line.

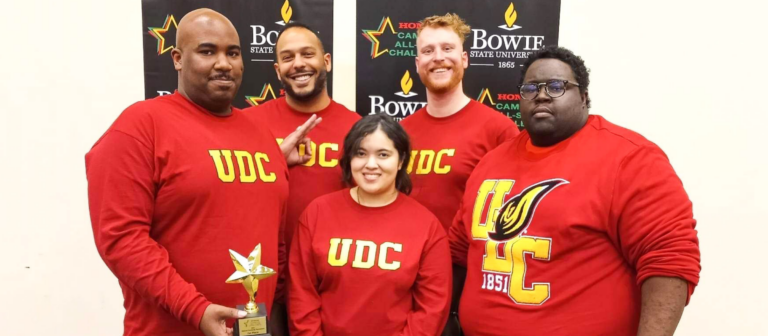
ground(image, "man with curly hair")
xmin=448 ymin=45 xmax=701 ymax=336
xmin=401 ymin=15 xmax=521 ymax=334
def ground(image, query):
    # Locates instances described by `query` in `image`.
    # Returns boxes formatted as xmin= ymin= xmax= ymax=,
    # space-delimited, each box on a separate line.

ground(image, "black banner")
xmin=142 ymin=0 xmax=334 ymax=108
xmin=356 ymin=1 xmax=560 ymax=127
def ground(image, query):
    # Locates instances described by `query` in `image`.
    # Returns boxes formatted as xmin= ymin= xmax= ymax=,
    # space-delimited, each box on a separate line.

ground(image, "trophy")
xmin=226 ymin=244 xmax=276 ymax=336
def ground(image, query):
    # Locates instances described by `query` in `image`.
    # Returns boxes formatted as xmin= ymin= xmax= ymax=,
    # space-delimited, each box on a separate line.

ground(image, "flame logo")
xmin=488 ymin=179 xmax=568 ymax=241
xmin=400 ymin=71 xmax=413 ymax=95
xmin=505 ymin=3 xmax=518 ymax=28
xmin=281 ymin=0 xmax=293 ymax=24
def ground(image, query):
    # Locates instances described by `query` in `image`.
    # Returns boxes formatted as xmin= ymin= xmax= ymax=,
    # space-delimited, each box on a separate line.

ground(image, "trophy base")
xmin=234 ymin=303 xmax=270 ymax=336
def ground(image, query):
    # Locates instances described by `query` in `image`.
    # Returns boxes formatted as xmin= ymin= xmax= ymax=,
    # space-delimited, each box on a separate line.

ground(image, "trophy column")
xmin=234 ymin=302 xmax=269 ymax=336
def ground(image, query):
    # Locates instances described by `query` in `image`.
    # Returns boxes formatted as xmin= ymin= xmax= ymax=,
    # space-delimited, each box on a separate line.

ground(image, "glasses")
xmin=518 ymin=80 xmax=580 ymax=100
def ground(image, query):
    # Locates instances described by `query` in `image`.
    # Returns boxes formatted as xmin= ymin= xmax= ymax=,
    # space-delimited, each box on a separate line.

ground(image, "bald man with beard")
xmin=86 ymin=9 xmax=319 ymax=336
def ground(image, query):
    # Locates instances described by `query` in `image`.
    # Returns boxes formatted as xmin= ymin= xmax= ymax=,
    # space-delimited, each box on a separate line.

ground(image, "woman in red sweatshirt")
xmin=288 ymin=114 xmax=451 ymax=336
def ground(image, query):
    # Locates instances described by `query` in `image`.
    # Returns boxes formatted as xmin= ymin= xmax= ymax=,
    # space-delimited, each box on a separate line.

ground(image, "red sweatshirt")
xmin=86 ymin=92 xmax=289 ymax=336
xmin=401 ymin=100 xmax=519 ymax=230
xmin=449 ymin=115 xmax=701 ymax=336
xmin=288 ymin=189 xmax=451 ymax=336
xmin=245 ymin=98 xmax=360 ymax=255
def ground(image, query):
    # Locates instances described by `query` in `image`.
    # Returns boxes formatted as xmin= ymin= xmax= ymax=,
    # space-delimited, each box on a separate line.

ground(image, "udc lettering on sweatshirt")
xmin=473 ymin=179 xmax=568 ymax=305
xmin=407 ymin=149 xmax=456 ymax=175
xmin=208 ymin=150 xmax=277 ymax=183
xmin=327 ymin=239 xmax=403 ymax=271
xmin=276 ymin=138 xmax=340 ymax=168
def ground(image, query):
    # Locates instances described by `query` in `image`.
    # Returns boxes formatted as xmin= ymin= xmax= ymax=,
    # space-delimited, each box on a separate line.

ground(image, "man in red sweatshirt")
xmin=243 ymin=22 xmax=360 ymax=334
xmin=86 ymin=9 xmax=319 ymax=336
xmin=400 ymin=13 xmax=520 ymax=335
xmin=449 ymin=46 xmax=701 ymax=336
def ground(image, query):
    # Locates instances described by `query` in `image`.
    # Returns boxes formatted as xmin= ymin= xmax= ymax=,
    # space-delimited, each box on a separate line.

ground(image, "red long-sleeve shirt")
xmin=401 ymin=100 xmax=519 ymax=230
xmin=288 ymin=189 xmax=451 ymax=336
xmin=449 ymin=115 xmax=701 ymax=336
xmin=86 ymin=92 xmax=289 ymax=336
xmin=245 ymin=98 xmax=360 ymax=255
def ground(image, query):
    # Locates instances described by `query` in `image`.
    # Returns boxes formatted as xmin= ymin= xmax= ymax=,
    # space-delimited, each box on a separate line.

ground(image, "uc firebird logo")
xmin=489 ymin=179 xmax=568 ymax=241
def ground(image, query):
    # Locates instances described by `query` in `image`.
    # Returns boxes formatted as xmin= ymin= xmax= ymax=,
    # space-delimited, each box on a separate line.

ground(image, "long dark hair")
xmin=340 ymin=114 xmax=412 ymax=195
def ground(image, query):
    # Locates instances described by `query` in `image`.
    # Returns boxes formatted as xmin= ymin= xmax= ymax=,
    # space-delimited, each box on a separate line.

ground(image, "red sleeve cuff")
xmin=185 ymin=297 xmax=212 ymax=330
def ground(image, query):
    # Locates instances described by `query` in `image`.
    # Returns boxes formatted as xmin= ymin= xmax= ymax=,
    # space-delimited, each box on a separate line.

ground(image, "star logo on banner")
xmin=245 ymin=84 xmax=278 ymax=106
xmin=362 ymin=17 xmax=396 ymax=59
xmin=148 ymin=14 xmax=178 ymax=55
xmin=477 ymin=88 xmax=495 ymax=105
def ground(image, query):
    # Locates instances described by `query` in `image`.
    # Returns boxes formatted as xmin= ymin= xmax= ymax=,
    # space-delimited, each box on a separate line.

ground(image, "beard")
xmin=419 ymin=63 xmax=464 ymax=94
xmin=281 ymin=68 xmax=328 ymax=102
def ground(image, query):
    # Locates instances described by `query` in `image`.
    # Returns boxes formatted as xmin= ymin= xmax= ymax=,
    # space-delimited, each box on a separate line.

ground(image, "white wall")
xmin=1 ymin=0 xmax=766 ymax=335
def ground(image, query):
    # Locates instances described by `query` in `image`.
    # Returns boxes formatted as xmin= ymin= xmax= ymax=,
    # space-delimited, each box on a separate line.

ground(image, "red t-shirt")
xmin=288 ymin=189 xmax=451 ymax=336
xmin=401 ymin=100 xmax=519 ymax=230
xmin=449 ymin=115 xmax=701 ymax=336
xmin=245 ymin=98 xmax=360 ymax=255
xmin=86 ymin=92 xmax=289 ymax=336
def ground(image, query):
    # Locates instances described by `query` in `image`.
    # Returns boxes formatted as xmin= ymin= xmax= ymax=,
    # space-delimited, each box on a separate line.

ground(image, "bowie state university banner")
xmin=357 ymin=1 xmax=560 ymax=127
xmin=142 ymin=0 xmax=333 ymax=108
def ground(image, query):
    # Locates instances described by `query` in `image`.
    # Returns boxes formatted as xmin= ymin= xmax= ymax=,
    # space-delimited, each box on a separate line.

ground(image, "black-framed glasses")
xmin=518 ymin=80 xmax=580 ymax=100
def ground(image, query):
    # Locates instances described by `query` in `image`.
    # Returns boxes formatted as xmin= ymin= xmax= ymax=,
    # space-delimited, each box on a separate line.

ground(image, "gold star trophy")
xmin=226 ymin=244 xmax=276 ymax=336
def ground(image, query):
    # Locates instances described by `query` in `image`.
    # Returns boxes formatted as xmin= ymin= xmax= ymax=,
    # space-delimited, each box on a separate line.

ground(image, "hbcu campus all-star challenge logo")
xmin=468 ymin=2 xmax=546 ymax=69
xmin=477 ymin=88 xmax=523 ymax=128
xmin=148 ymin=14 xmax=178 ymax=56
xmin=362 ymin=17 xmax=420 ymax=58
xmin=472 ymin=179 xmax=568 ymax=305
xmin=147 ymin=15 xmax=177 ymax=97
xmin=245 ymin=83 xmax=285 ymax=107
xmin=368 ymin=70 xmax=427 ymax=121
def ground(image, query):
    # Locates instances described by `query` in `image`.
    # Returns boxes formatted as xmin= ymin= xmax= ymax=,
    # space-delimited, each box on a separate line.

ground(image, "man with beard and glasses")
xmin=400 ymin=13 xmax=520 ymax=336
xmin=86 ymin=9 xmax=320 ymax=336
xmin=448 ymin=46 xmax=700 ymax=336
xmin=243 ymin=22 xmax=360 ymax=335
